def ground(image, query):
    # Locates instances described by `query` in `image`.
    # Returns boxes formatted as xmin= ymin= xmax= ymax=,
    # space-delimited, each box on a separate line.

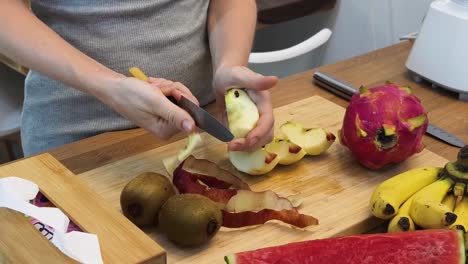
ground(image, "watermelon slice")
xmin=225 ymin=229 xmax=465 ymax=264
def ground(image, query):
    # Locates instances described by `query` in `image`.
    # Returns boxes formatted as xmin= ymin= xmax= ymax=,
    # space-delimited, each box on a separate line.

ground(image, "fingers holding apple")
xmin=213 ymin=66 xmax=278 ymax=152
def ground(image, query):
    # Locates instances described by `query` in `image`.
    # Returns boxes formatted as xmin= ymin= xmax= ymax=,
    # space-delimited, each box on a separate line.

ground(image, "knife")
xmin=313 ymin=71 xmax=466 ymax=148
xmin=129 ymin=67 xmax=234 ymax=142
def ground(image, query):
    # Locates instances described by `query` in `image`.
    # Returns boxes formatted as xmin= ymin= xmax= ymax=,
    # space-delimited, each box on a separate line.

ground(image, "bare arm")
xmin=0 ymin=0 xmax=122 ymax=99
xmin=208 ymin=0 xmax=278 ymax=151
xmin=208 ymin=0 xmax=257 ymax=71
xmin=0 ymin=0 xmax=197 ymax=138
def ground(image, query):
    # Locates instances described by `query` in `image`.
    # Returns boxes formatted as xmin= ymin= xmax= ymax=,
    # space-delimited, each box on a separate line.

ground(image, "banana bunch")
xmin=370 ymin=146 xmax=468 ymax=235
xmin=370 ymin=167 xmax=455 ymax=231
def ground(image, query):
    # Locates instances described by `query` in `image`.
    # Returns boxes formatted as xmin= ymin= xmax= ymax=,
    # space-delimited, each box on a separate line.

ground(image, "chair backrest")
xmin=248 ymin=28 xmax=332 ymax=64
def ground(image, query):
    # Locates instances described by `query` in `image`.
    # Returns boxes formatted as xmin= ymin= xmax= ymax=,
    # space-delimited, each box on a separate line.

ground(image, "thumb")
xmin=233 ymin=67 xmax=278 ymax=91
xmin=158 ymin=98 xmax=196 ymax=132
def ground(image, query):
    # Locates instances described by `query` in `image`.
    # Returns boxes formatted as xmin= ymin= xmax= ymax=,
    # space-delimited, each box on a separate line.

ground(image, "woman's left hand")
xmin=213 ymin=66 xmax=278 ymax=152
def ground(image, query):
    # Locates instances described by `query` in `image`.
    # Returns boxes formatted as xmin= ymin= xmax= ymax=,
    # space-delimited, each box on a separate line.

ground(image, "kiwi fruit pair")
xmin=120 ymin=172 xmax=222 ymax=247
xmin=120 ymin=172 xmax=176 ymax=227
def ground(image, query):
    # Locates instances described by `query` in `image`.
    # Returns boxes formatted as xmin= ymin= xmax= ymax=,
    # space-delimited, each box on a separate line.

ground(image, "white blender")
xmin=406 ymin=0 xmax=468 ymax=101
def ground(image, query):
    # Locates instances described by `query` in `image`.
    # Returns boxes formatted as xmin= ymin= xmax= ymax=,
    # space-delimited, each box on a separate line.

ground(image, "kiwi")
xmin=120 ymin=172 xmax=176 ymax=227
xmin=158 ymin=194 xmax=222 ymax=247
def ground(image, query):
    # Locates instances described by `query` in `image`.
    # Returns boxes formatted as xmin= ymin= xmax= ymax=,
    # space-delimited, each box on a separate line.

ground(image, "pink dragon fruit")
xmin=339 ymin=83 xmax=428 ymax=170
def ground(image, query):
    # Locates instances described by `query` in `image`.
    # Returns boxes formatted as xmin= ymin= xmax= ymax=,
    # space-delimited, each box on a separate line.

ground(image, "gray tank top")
xmin=21 ymin=0 xmax=213 ymax=156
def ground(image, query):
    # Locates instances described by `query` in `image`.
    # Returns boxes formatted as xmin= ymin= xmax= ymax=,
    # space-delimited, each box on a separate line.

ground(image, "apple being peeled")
xmin=225 ymin=88 xmax=259 ymax=139
xmin=225 ymin=88 xmax=279 ymax=175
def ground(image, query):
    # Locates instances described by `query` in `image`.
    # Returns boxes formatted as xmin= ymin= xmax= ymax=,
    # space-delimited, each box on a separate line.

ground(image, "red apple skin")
xmin=173 ymin=166 xmax=238 ymax=204
xmin=288 ymin=145 xmax=303 ymax=154
xmin=265 ymin=153 xmax=278 ymax=164
xmin=183 ymin=156 xmax=251 ymax=190
xmin=197 ymin=174 xmax=232 ymax=189
xmin=173 ymin=159 xmax=319 ymax=229
xmin=222 ymin=209 xmax=318 ymax=228
xmin=326 ymin=132 xmax=336 ymax=141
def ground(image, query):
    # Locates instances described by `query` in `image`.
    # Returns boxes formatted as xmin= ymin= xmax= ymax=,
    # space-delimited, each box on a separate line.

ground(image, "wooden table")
xmin=49 ymin=41 xmax=467 ymax=175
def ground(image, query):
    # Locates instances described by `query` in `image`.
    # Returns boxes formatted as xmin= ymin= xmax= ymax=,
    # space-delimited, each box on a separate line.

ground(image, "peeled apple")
xmin=339 ymin=83 xmax=428 ymax=170
xmin=225 ymin=88 xmax=259 ymax=139
xmin=225 ymin=88 xmax=279 ymax=175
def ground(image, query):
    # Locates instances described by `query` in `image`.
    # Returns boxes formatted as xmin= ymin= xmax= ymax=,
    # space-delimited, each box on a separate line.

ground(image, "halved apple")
xmin=280 ymin=122 xmax=336 ymax=156
xmin=228 ymin=149 xmax=279 ymax=175
xmin=264 ymin=138 xmax=307 ymax=165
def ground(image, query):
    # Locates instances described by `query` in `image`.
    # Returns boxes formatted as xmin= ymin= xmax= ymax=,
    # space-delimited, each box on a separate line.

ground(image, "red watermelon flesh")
xmin=225 ymin=229 xmax=465 ymax=264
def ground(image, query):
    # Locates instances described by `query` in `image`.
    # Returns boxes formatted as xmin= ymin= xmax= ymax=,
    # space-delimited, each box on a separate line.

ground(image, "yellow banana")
xmin=409 ymin=177 xmax=456 ymax=229
xmin=370 ymin=167 xmax=441 ymax=219
xmin=450 ymin=195 xmax=468 ymax=232
xmin=453 ymin=182 xmax=466 ymax=198
xmin=411 ymin=199 xmax=457 ymax=229
xmin=442 ymin=193 xmax=457 ymax=212
xmin=387 ymin=194 xmax=416 ymax=233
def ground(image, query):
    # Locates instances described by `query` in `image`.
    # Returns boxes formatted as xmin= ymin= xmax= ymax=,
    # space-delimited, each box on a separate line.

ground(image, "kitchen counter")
xmin=49 ymin=41 xmax=467 ymax=175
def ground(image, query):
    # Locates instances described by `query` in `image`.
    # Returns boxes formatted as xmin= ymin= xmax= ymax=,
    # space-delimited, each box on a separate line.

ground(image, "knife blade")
xmin=129 ymin=67 xmax=234 ymax=142
xmin=177 ymin=95 xmax=234 ymax=142
xmin=312 ymin=70 xmax=466 ymax=148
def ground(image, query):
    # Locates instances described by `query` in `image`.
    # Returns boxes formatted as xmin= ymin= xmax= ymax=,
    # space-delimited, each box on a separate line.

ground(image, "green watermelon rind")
xmin=457 ymin=229 xmax=466 ymax=264
xmin=224 ymin=255 xmax=236 ymax=264
xmin=224 ymin=229 xmax=467 ymax=264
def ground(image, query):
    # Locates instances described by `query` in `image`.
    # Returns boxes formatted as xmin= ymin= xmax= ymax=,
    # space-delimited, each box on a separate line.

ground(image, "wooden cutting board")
xmin=0 ymin=207 xmax=78 ymax=264
xmin=0 ymin=153 xmax=165 ymax=264
xmin=78 ymin=95 xmax=449 ymax=263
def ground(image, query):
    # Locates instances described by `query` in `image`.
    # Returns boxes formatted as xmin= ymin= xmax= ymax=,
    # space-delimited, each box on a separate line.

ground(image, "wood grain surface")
xmin=77 ymin=96 xmax=448 ymax=264
xmin=0 ymin=154 xmax=166 ymax=264
xmin=0 ymin=207 xmax=78 ymax=264
xmin=48 ymin=41 xmax=467 ymax=175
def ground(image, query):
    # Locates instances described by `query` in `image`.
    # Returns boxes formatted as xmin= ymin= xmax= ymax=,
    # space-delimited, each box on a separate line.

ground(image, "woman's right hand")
xmin=101 ymin=76 xmax=199 ymax=140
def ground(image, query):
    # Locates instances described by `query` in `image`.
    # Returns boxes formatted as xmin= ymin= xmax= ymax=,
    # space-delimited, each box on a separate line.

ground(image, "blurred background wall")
xmin=251 ymin=0 xmax=434 ymax=77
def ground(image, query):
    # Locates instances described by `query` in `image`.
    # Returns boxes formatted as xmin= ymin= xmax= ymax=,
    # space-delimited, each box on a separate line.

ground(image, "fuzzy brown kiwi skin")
xmin=120 ymin=172 xmax=176 ymax=227
xmin=158 ymin=194 xmax=222 ymax=247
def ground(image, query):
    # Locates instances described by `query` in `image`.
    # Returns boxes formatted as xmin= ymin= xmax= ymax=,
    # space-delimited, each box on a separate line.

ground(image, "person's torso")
xmin=29 ymin=0 xmax=213 ymax=104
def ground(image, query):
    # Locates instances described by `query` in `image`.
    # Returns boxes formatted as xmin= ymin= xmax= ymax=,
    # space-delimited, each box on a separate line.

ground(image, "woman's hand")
xmin=102 ymin=76 xmax=199 ymax=140
xmin=213 ymin=66 xmax=278 ymax=152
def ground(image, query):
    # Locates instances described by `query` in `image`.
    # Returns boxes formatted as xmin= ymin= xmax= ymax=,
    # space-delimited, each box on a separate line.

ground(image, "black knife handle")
xmin=166 ymin=95 xmax=178 ymax=105
xmin=313 ymin=71 xmax=358 ymax=101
